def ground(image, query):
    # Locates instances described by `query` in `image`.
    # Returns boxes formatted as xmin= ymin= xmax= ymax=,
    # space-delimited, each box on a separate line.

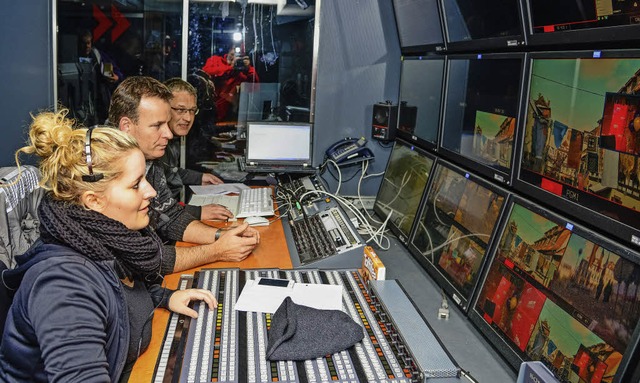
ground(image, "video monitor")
xmin=440 ymin=0 xmax=526 ymax=52
xmin=524 ymin=0 xmax=640 ymax=46
xmin=395 ymin=55 xmax=446 ymax=151
xmin=470 ymin=197 xmax=640 ymax=382
xmin=374 ymin=139 xmax=436 ymax=243
xmin=440 ymin=53 xmax=525 ymax=185
xmin=408 ymin=160 xmax=509 ymax=311
xmin=515 ymin=50 xmax=640 ymax=249
xmin=392 ymin=0 xmax=445 ymax=53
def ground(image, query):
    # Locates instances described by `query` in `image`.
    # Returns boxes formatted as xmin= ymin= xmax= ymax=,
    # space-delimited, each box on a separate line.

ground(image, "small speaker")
xmin=372 ymin=103 xmax=398 ymax=142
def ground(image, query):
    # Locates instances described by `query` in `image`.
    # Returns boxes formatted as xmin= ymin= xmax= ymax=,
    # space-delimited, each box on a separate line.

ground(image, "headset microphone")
xmin=149 ymin=205 xmax=171 ymax=223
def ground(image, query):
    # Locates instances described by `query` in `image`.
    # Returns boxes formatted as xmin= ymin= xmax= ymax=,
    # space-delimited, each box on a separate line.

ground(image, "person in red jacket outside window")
xmin=202 ymin=47 xmax=260 ymax=121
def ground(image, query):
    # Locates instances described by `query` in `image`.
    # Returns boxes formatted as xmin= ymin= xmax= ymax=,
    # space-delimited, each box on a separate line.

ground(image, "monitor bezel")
xmin=438 ymin=52 xmax=528 ymax=187
xmin=522 ymin=0 xmax=640 ymax=47
xmin=512 ymin=49 xmax=640 ymax=251
xmin=395 ymin=54 xmax=447 ymax=152
xmin=468 ymin=195 xmax=640 ymax=380
xmin=391 ymin=0 xmax=447 ymax=54
xmin=439 ymin=0 xmax=528 ymax=53
xmin=406 ymin=159 xmax=512 ymax=313
xmin=373 ymin=138 xmax=438 ymax=244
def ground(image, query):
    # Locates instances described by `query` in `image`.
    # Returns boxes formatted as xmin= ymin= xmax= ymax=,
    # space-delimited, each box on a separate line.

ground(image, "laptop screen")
xmin=245 ymin=122 xmax=313 ymax=169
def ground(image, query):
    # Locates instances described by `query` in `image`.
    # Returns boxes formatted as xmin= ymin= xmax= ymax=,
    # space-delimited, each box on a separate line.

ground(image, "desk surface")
xmin=128 ymin=218 xmax=292 ymax=382
xmin=129 ymin=222 xmax=517 ymax=383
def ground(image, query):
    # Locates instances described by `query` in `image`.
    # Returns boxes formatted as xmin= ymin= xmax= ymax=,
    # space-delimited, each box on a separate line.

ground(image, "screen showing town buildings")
xmin=520 ymin=57 xmax=640 ymax=235
xmin=475 ymin=201 xmax=640 ymax=383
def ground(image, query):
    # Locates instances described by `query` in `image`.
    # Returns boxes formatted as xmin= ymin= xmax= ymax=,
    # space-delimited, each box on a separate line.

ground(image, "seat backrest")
xmin=0 ymin=166 xmax=44 ymax=269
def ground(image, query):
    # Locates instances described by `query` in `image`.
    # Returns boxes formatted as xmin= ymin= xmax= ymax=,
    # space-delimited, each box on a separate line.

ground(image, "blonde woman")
xmin=0 ymin=110 xmax=215 ymax=382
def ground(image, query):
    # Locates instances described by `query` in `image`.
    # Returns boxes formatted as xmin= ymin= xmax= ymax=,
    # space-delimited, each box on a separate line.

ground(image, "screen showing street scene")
xmin=475 ymin=201 xmax=640 ymax=382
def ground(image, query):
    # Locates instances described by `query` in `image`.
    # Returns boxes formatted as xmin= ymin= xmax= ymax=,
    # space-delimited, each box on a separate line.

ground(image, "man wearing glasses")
xmin=162 ymin=78 xmax=224 ymax=209
xmin=109 ymin=76 xmax=257 ymax=274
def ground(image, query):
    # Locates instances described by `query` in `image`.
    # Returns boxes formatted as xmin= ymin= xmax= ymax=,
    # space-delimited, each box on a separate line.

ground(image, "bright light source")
xmin=233 ymin=32 xmax=242 ymax=42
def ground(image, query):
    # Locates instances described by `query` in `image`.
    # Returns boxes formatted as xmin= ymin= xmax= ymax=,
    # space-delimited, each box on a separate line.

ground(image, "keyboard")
xmin=236 ymin=187 xmax=274 ymax=218
xmin=189 ymin=194 xmax=240 ymax=217
xmin=188 ymin=187 xmax=273 ymax=218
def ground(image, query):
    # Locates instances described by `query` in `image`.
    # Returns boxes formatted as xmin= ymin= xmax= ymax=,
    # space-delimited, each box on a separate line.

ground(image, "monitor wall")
xmin=396 ymin=55 xmax=446 ymax=150
xmin=408 ymin=159 xmax=510 ymax=311
xmin=514 ymin=50 xmax=640 ymax=250
xmin=470 ymin=196 xmax=640 ymax=382
xmin=374 ymin=139 xmax=436 ymax=243
xmin=392 ymin=0 xmax=445 ymax=53
xmin=439 ymin=52 xmax=526 ymax=185
xmin=523 ymin=0 xmax=640 ymax=46
xmin=441 ymin=0 xmax=526 ymax=51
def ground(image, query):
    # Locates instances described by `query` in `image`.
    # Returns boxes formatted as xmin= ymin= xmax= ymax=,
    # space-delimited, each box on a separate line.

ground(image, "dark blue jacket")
xmin=0 ymin=241 xmax=168 ymax=382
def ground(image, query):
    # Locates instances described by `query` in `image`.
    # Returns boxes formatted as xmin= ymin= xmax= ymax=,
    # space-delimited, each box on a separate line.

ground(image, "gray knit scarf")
xmin=38 ymin=193 xmax=163 ymax=279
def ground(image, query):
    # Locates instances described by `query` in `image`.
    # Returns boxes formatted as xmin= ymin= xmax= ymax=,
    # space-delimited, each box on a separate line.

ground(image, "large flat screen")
xmin=441 ymin=0 xmax=525 ymax=51
xmin=516 ymin=51 xmax=640 ymax=249
xmin=374 ymin=139 xmax=435 ymax=242
xmin=440 ymin=53 xmax=525 ymax=185
xmin=470 ymin=197 xmax=640 ymax=383
xmin=408 ymin=160 xmax=509 ymax=311
xmin=392 ymin=0 xmax=445 ymax=53
xmin=525 ymin=0 xmax=640 ymax=46
xmin=396 ymin=55 xmax=446 ymax=150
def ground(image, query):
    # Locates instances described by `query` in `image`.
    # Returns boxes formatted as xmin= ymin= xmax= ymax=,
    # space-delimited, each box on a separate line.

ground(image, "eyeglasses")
xmin=82 ymin=128 xmax=104 ymax=183
xmin=171 ymin=107 xmax=199 ymax=116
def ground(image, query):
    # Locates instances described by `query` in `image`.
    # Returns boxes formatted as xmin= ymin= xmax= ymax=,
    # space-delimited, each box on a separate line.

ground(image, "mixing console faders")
xmin=152 ymin=268 xmax=460 ymax=383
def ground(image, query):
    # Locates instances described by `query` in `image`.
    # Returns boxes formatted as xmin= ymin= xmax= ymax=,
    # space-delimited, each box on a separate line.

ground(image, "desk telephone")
xmin=325 ymin=137 xmax=374 ymax=164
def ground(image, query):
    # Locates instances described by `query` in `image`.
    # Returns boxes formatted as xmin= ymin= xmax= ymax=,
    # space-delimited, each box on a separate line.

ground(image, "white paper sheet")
xmin=234 ymin=280 xmax=343 ymax=313
xmin=189 ymin=183 xmax=249 ymax=195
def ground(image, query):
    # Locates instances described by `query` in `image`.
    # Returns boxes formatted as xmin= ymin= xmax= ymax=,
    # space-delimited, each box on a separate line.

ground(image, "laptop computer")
xmin=243 ymin=121 xmax=315 ymax=173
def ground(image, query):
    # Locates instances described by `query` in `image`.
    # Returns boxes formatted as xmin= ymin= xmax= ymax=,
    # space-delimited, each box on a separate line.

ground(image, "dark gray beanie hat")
xmin=266 ymin=297 xmax=365 ymax=361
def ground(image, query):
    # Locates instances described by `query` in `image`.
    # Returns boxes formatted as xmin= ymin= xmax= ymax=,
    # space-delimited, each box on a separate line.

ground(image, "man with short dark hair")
xmin=109 ymin=76 xmax=259 ymax=274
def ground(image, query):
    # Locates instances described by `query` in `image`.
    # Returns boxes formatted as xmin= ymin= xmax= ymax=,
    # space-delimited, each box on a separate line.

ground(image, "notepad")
xmin=234 ymin=279 xmax=343 ymax=313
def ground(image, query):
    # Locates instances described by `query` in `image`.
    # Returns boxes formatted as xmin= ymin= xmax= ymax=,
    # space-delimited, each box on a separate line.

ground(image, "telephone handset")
xmin=326 ymin=137 xmax=374 ymax=164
